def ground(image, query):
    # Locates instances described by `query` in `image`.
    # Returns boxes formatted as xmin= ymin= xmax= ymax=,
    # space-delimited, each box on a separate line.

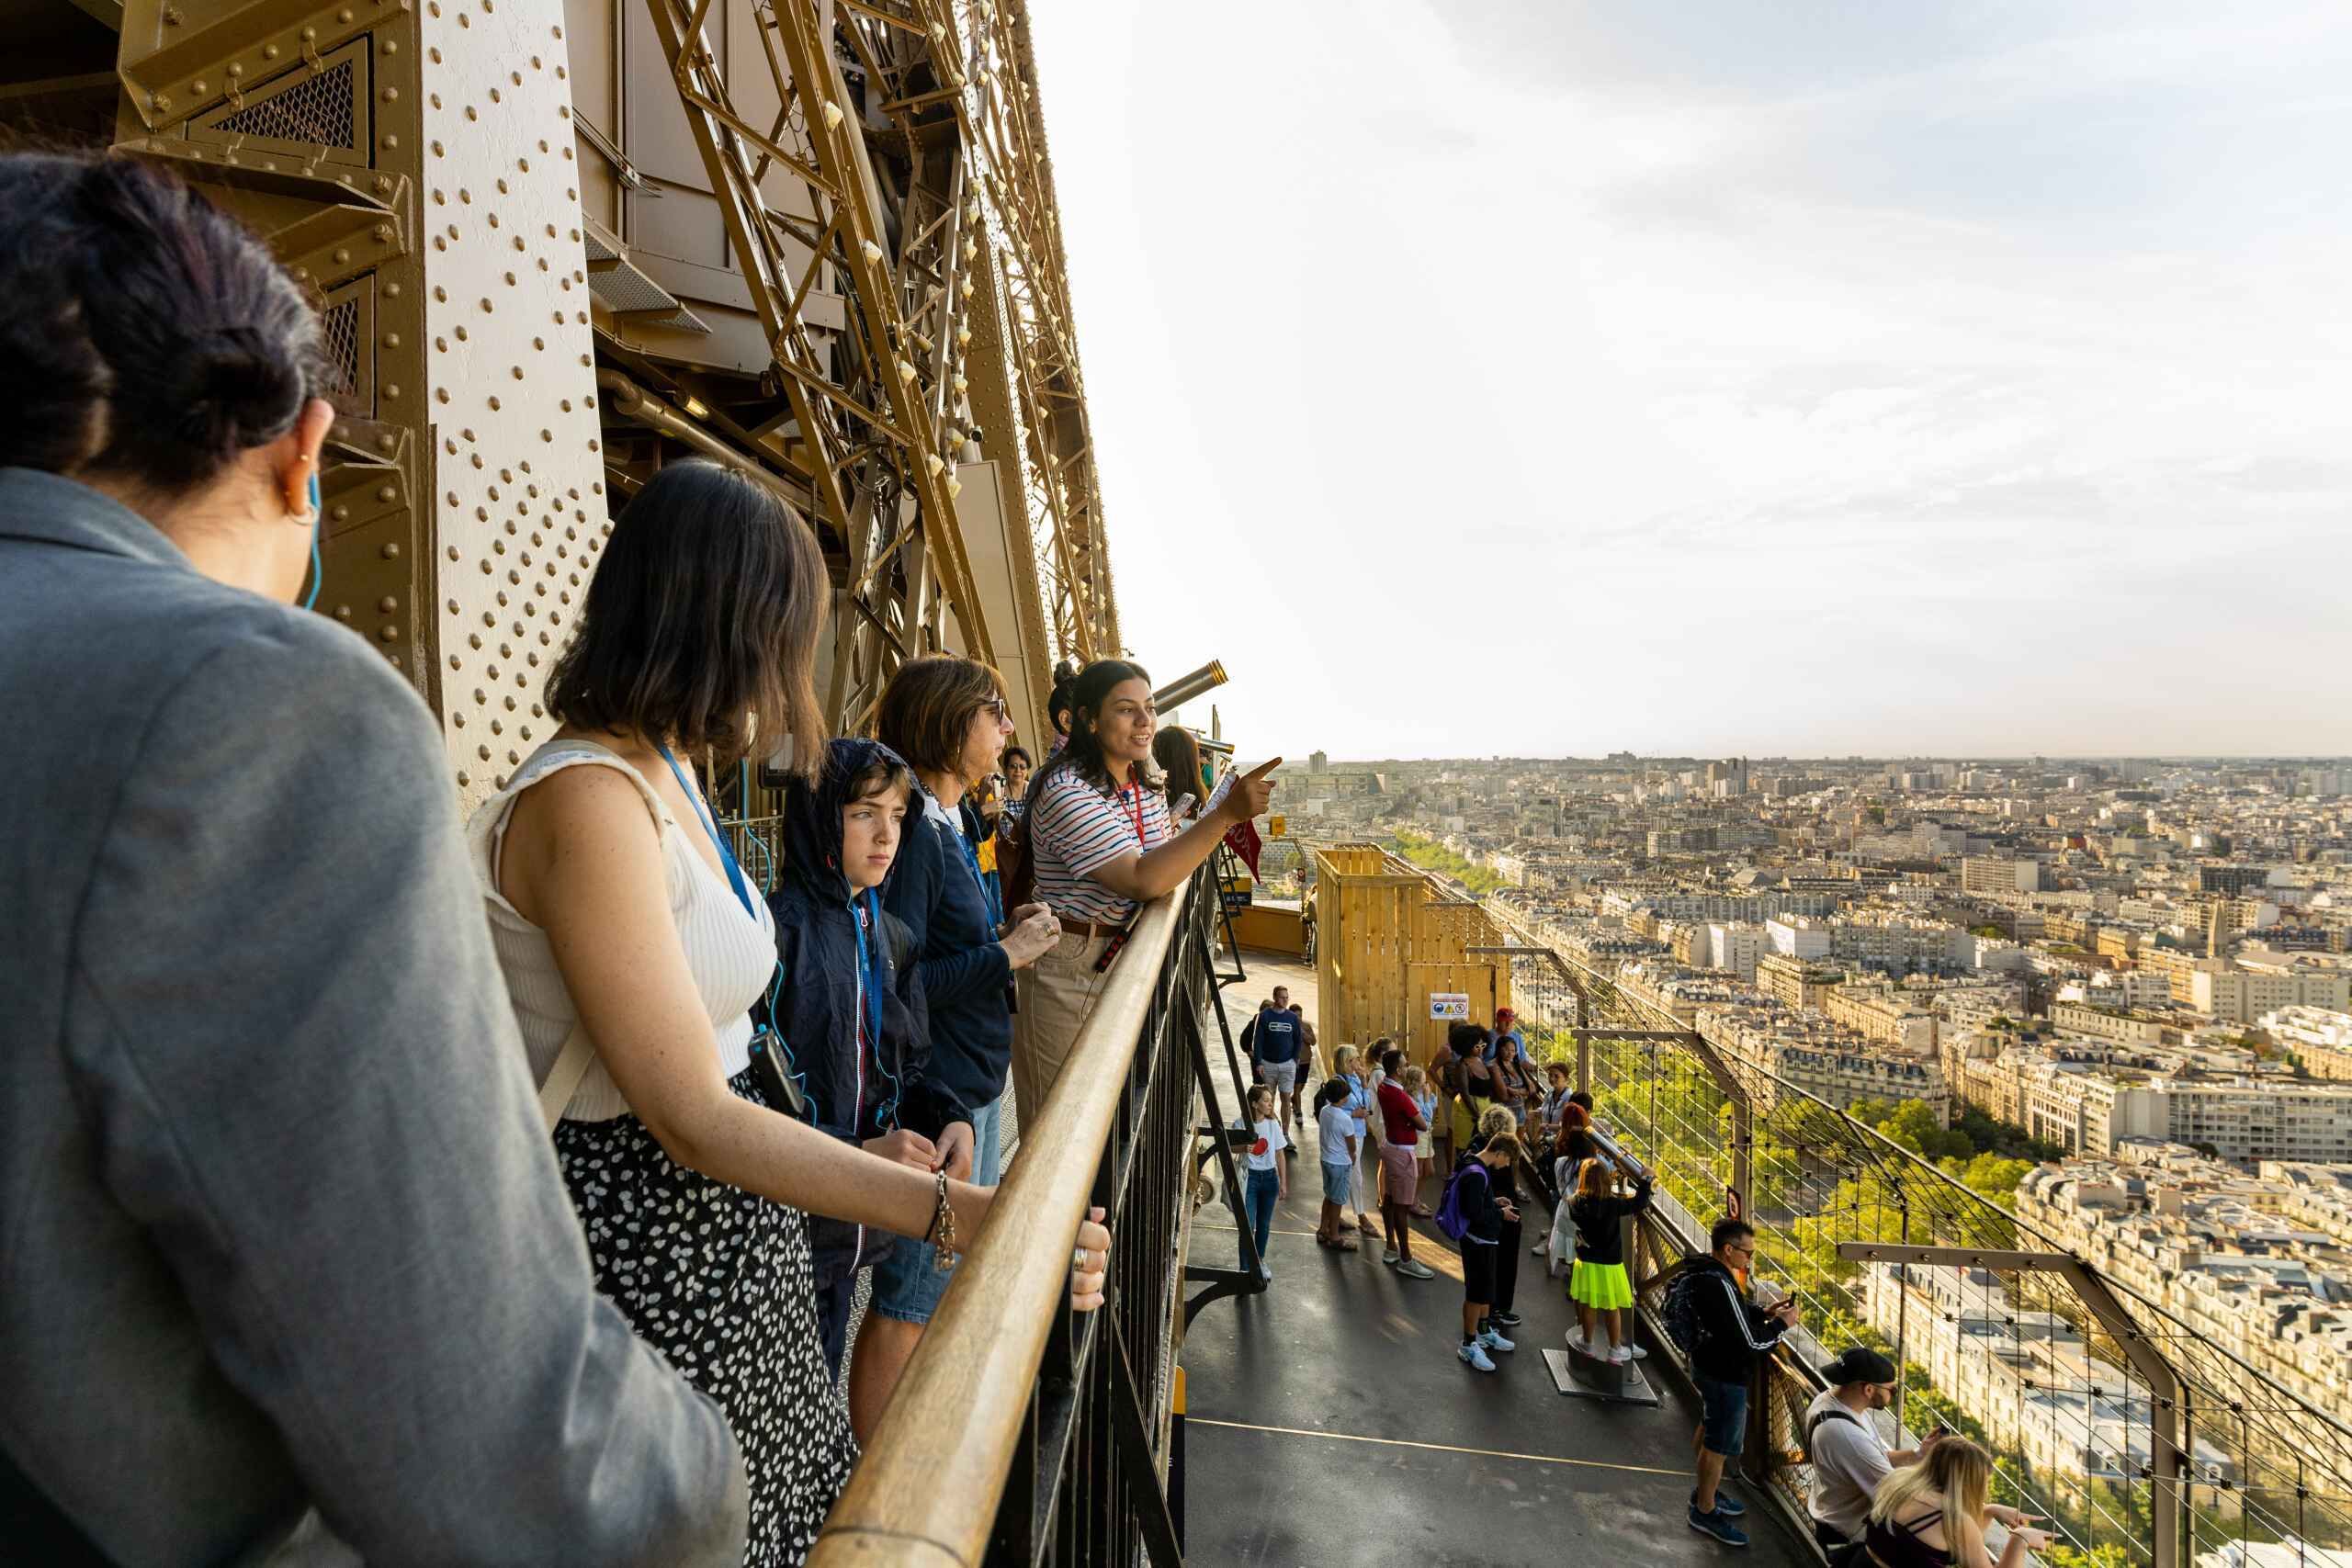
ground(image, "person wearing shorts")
xmin=1372 ymin=1047 xmax=1433 ymax=1277
xmin=1686 ymin=1218 xmax=1799 ymax=1547
xmin=1313 ymin=1077 xmax=1360 ymax=1251
xmin=1248 ymin=993 xmax=1306 ymax=1146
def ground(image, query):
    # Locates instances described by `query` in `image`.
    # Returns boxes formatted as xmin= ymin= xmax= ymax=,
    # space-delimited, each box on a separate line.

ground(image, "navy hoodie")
xmin=881 ymin=784 xmax=1014 ymax=1118
xmin=767 ymin=738 xmax=950 ymax=1287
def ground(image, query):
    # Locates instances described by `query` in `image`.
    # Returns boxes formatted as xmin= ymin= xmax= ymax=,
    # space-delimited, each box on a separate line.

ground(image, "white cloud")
xmin=1025 ymin=0 xmax=2352 ymax=760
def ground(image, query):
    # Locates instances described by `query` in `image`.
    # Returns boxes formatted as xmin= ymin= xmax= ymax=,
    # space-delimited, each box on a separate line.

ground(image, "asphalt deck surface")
xmin=1178 ymin=953 xmax=1811 ymax=1568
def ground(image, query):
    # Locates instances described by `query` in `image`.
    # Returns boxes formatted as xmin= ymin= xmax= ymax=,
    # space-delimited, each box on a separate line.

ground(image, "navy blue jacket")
xmin=881 ymin=788 xmax=1013 ymax=1118
xmin=1250 ymin=1007 xmax=1304 ymax=1065
xmin=767 ymin=739 xmax=950 ymax=1287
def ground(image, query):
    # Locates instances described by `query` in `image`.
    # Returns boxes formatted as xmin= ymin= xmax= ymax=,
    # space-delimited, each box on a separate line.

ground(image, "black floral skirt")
xmin=554 ymin=1066 xmax=856 ymax=1567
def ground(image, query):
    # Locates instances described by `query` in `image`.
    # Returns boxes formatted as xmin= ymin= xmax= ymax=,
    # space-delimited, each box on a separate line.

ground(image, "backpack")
xmin=1434 ymin=1159 xmax=1487 ymax=1242
xmin=1804 ymin=1404 xmax=1862 ymax=1459
xmin=1662 ymin=1265 xmax=1716 ymax=1356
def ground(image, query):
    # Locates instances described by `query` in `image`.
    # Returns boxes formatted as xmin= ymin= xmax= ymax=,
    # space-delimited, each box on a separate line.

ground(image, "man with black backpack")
xmin=1662 ymin=1217 xmax=1799 ymax=1548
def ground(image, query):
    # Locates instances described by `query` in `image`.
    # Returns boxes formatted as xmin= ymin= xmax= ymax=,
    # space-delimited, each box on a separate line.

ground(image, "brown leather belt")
xmin=1057 ymin=918 xmax=1130 ymax=941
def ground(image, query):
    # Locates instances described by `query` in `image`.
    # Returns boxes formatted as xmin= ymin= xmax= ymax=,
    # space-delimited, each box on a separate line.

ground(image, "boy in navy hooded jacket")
xmin=767 ymin=739 xmax=966 ymax=1372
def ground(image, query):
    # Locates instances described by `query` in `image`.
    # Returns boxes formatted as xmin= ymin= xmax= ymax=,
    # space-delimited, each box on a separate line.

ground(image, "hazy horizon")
xmin=1030 ymin=1 xmax=2352 ymax=759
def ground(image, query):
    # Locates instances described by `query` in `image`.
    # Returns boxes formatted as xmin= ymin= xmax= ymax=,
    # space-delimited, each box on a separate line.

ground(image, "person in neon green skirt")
xmin=1566 ymin=1156 xmax=1655 ymax=1362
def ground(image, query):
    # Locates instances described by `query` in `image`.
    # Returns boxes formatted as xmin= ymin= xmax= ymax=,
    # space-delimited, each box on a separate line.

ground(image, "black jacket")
xmin=880 ymin=788 xmax=1012 ymax=1117
xmin=1686 ymin=1256 xmax=1790 ymax=1384
xmin=1453 ymin=1158 xmax=1510 ymax=1246
xmin=767 ymin=738 xmax=948 ymax=1288
xmin=1568 ymin=1172 xmax=1653 ymax=1266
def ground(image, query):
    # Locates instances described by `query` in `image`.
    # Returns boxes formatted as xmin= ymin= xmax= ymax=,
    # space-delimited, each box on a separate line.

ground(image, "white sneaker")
xmin=1625 ymin=1342 xmax=1650 ymax=1359
xmin=1566 ymin=1336 xmax=1598 ymax=1357
xmin=1531 ymin=1239 xmax=1548 ymax=1255
xmin=1259 ymin=1262 xmax=1273 ymax=1282
xmin=1479 ymin=1327 xmax=1517 ymax=1354
xmin=1459 ymin=1341 xmax=1498 ymax=1372
xmin=1607 ymin=1344 xmax=1633 ymax=1364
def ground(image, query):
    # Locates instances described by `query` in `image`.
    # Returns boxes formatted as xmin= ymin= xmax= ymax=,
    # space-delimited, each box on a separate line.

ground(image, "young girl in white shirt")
xmin=1241 ymin=1085 xmax=1288 ymax=1280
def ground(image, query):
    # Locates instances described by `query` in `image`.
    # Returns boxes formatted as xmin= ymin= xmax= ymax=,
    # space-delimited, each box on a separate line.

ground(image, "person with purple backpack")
xmin=1437 ymin=1129 xmax=1523 ymax=1371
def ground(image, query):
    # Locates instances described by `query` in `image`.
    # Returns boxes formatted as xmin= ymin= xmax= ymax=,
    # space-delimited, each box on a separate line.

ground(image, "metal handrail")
xmin=808 ymin=874 xmax=1195 ymax=1567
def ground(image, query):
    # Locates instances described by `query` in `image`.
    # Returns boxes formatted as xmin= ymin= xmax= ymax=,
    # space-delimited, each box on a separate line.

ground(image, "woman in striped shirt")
xmin=1008 ymin=660 xmax=1278 ymax=1118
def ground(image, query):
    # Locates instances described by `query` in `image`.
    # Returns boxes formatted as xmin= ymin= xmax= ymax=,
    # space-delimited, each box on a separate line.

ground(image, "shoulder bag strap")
xmin=537 ymin=1021 xmax=594 ymax=1132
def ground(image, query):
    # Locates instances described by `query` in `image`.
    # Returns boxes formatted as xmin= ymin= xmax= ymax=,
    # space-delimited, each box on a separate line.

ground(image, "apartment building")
xmin=1758 ymin=953 xmax=1843 ymax=1011
xmin=2263 ymin=1006 xmax=2352 ymax=1082
xmin=2192 ymin=967 xmax=2352 ymax=1024
xmin=1824 ymin=985 xmax=1939 ymax=1054
xmin=1962 ymin=855 xmax=2041 ymax=896
xmin=1698 ymin=1005 xmax=1951 ymax=1122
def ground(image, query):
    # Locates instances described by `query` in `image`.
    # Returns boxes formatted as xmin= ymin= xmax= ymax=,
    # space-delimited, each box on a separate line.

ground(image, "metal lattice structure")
xmin=635 ymin=0 xmax=1117 ymax=738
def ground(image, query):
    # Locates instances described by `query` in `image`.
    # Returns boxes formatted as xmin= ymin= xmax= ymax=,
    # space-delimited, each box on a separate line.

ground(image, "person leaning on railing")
xmin=860 ymin=654 xmax=1064 ymax=1441
xmin=472 ymin=461 xmax=1111 ymax=1566
xmin=1863 ymin=1435 xmax=2050 ymax=1568
xmin=1004 ymin=658 xmax=1277 ymax=1117
xmin=0 ymin=150 xmax=745 ymax=1564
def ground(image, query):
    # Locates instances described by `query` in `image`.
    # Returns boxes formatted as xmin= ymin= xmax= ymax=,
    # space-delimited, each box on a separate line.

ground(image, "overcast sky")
xmin=1023 ymin=1 xmax=2352 ymax=762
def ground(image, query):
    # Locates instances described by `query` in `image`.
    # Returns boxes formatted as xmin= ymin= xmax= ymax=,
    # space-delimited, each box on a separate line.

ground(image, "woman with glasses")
xmin=859 ymin=657 xmax=1064 ymax=1438
xmin=1005 ymin=660 xmax=1278 ymax=1116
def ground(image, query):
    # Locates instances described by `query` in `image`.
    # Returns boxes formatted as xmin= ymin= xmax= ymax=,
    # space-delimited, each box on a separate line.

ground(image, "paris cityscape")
xmin=1264 ymin=750 xmax=2352 ymax=1504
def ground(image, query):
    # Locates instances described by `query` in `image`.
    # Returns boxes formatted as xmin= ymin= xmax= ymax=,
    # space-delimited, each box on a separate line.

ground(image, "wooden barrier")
xmin=1312 ymin=842 xmax=1513 ymax=1062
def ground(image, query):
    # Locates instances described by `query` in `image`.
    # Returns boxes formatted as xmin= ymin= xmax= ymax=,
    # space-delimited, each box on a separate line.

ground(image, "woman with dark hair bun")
xmin=1152 ymin=723 xmax=1211 ymax=821
xmin=1006 ymin=658 xmax=1280 ymax=1116
xmin=0 ymin=151 xmax=746 ymax=1563
xmin=477 ymin=464 xmax=1111 ymax=1563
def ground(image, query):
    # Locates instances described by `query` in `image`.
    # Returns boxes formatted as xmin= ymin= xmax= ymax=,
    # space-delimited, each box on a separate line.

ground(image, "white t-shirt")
xmin=1244 ymin=1117 xmax=1289 ymax=1172
xmin=1316 ymin=1103 xmax=1357 ymax=1166
xmin=1804 ymin=1388 xmax=1893 ymax=1539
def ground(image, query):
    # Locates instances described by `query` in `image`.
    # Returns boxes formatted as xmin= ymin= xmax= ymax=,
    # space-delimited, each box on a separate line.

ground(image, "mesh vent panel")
xmin=319 ymin=297 xmax=361 ymax=398
xmin=218 ymin=62 xmax=356 ymax=148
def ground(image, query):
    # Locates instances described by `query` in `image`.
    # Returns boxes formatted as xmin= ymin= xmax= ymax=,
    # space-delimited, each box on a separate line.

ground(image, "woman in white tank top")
xmin=472 ymin=461 xmax=1110 ymax=1566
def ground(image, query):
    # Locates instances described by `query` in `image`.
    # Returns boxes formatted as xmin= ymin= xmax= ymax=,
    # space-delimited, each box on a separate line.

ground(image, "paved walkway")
xmin=1178 ymin=953 xmax=1811 ymax=1568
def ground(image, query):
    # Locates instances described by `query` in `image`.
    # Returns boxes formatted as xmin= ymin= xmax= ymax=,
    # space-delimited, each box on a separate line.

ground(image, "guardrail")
xmin=1478 ymin=927 xmax=2352 ymax=1568
xmin=810 ymin=862 xmax=1246 ymax=1567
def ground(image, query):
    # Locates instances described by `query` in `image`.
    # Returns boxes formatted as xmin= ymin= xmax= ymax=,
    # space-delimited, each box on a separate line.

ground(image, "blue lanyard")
xmin=954 ymin=817 xmax=1002 ymax=930
xmin=657 ymin=744 xmax=754 ymax=920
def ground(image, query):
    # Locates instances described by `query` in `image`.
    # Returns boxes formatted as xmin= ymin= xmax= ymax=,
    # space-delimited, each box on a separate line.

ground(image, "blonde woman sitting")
xmin=1864 ymin=1436 xmax=2048 ymax=1568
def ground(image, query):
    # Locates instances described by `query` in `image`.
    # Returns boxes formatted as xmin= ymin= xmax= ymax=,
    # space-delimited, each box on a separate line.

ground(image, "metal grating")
xmin=319 ymin=297 xmax=360 ymax=396
xmin=217 ymin=62 xmax=358 ymax=149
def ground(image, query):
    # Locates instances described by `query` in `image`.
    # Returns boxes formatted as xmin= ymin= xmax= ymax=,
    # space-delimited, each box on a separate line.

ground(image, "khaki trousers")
xmin=1012 ymin=929 xmax=1115 ymax=1130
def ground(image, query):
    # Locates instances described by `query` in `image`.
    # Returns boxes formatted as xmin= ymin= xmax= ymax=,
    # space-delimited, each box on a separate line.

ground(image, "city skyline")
xmin=1034 ymin=0 xmax=2352 ymax=758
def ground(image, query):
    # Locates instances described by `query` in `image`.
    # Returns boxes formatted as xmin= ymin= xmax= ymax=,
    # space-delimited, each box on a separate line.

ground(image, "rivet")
xmin=334 ymin=605 xmax=353 ymax=621
xmin=384 ymin=385 xmax=401 ymax=399
xmin=379 ymin=596 xmax=398 ymax=614
xmin=447 ymin=547 xmax=460 ymax=561
xmin=374 ymin=225 xmax=392 ymax=243
xmin=332 ymin=505 xmax=350 ymax=522
xmin=381 ymin=542 xmax=401 ymax=559
xmin=228 ymin=63 xmax=244 ymax=79
xmin=381 ymin=87 xmax=398 ymax=102
xmin=378 ymin=626 xmax=399 ymax=643
xmin=192 ymin=78 xmax=208 ymax=94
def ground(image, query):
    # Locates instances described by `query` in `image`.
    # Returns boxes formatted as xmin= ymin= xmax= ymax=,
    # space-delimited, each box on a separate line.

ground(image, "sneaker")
xmin=1478 ymin=1327 xmax=1516 ymax=1353
xmin=1607 ymin=1344 xmax=1632 ymax=1364
xmin=1394 ymin=1258 xmax=1437 ymax=1280
xmin=1491 ymin=1310 xmax=1522 ymax=1327
xmin=1624 ymin=1342 xmax=1650 ymax=1359
xmin=1532 ymin=1238 xmax=1549 ymax=1255
xmin=1382 ymin=1247 xmax=1401 ymax=1266
xmin=1687 ymin=1506 xmax=1747 ymax=1548
xmin=1258 ymin=1263 xmax=1273 ymax=1281
xmin=1695 ymin=1491 xmax=1747 ymax=1517
xmin=1566 ymin=1335 xmax=1599 ymax=1357
xmin=1459 ymin=1340 xmax=1498 ymax=1373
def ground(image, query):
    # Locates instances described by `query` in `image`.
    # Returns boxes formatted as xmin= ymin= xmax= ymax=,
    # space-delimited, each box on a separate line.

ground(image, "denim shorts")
xmin=870 ymin=1094 xmax=1004 ymax=1326
xmin=1695 ymin=1373 xmax=1748 ymax=1457
xmin=1320 ymin=1159 xmax=1353 ymax=1205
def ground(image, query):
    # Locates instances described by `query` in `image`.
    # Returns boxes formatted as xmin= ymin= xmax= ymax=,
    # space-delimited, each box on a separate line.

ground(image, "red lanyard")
xmin=1123 ymin=782 xmax=1150 ymax=847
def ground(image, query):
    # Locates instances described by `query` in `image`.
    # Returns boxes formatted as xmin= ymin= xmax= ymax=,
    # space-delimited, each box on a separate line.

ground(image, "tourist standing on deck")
xmin=0 ymin=151 xmax=745 ymax=1564
xmin=1679 ymin=1218 xmax=1799 ymax=1547
xmin=862 ymin=657 xmax=1063 ymax=1438
xmin=1000 ymin=745 xmax=1035 ymax=822
xmin=1450 ymin=1131 xmax=1523 ymax=1371
xmin=478 ymin=460 xmax=1110 ymax=1565
xmin=1154 ymin=723 xmax=1210 ymax=818
xmin=1567 ymin=1156 xmax=1653 ymax=1363
xmin=1468 ymin=1105 xmax=1527 ymax=1331
xmin=1250 ymin=987 xmax=1307 ymax=1143
xmin=1314 ymin=1077 xmax=1362 ymax=1251
xmin=1374 ymin=1047 xmax=1430 ymax=1252
xmin=1008 ymin=659 xmax=1276 ymax=1117
xmin=1240 ymin=1085 xmax=1289 ymax=1280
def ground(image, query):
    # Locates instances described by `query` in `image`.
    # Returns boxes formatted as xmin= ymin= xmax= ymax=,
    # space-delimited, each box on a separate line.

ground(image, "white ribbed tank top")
xmin=467 ymin=738 xmax=775 ymax=1123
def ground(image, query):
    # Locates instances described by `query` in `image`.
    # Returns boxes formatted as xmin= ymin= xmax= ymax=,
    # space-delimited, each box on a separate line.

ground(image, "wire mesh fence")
xmin=1483 ymin=935 xmax=2352 ymax=1568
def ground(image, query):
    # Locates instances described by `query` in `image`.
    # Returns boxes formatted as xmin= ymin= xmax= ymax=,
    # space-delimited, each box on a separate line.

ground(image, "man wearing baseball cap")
xmin=1804 ymin=1347 xmax=1927 ymax=1555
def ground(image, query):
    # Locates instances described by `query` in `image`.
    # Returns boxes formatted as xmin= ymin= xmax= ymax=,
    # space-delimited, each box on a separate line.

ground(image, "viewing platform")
xmin=1181 ymin=953 xmax=1815 ymax=1567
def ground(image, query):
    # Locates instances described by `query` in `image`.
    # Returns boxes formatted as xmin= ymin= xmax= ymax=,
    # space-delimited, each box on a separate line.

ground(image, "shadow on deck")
xmin=1178 ymin=953 xmax=1813 ymax=1568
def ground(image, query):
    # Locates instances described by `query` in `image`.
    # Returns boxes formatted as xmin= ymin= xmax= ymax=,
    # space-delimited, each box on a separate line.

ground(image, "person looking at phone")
xmin=1686 ymin=1218 xmax=1801 ymax=1547
xmin=1007 ymin=659 xmax=1278 ymax=1116
xmin=1804 ymin=1347 xmax=1944 ymax=1557
xmin=1866 ymin=1436 xmax=2049 ymax=1568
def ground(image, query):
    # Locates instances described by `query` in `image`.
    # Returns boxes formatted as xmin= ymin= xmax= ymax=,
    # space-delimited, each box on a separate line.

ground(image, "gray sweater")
xmin=0 ymin=468 xmax=747 ymax=1565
